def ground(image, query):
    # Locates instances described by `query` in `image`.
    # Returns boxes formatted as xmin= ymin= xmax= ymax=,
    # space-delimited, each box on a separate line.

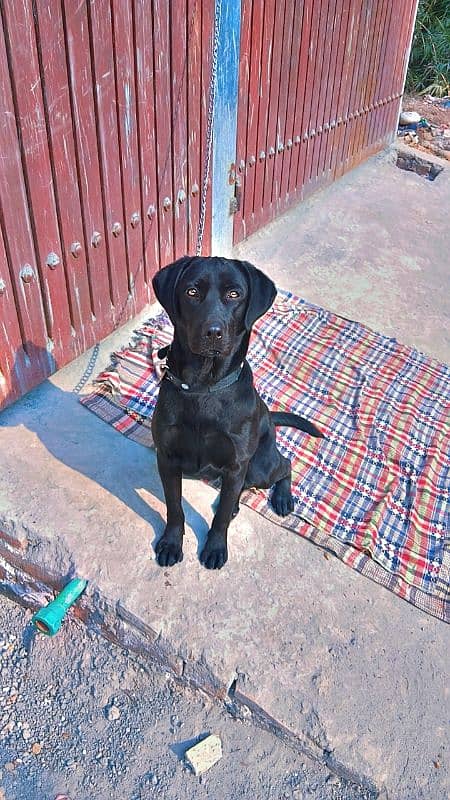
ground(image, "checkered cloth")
xmin=81 ymin=292 xmax=450 ymax=622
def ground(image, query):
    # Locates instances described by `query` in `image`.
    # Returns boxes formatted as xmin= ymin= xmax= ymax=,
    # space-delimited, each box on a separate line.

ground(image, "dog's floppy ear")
xmin=237 ymin=260 xmax=277 ymax=330
xmin=152 ymin=256 xmax=194 ymax=323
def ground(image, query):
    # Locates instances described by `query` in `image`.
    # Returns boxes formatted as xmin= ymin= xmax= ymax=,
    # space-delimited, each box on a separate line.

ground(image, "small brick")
xmin=184 ymin=734 xmax=222 ymax=775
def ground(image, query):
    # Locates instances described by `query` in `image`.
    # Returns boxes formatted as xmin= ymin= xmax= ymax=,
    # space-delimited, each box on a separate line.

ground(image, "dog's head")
xmin=152 ymin=256 xmax=276 ymax=357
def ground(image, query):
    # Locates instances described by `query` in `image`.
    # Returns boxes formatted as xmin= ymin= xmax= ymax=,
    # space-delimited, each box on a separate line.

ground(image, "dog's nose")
xmin=206 ymin=325 xmax=223 ymax=341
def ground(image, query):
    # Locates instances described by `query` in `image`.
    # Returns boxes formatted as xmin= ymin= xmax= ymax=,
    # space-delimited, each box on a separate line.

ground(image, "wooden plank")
xmin=187 ymin=0 xmax=202 ymax=253
xmin=233 ymin=0 xmax=253 ymax=245
xmin=250 ymin=0 xmax=276 ymax=237
xmin=356 ymin=0 xmax=388 ymax=157
xmin=296 ymin=0 xmax=322 ymax=195
xmin=288 ymin=0 xmax=313 ymax=202
xmin=333 ymin=0 xmax=365 ymax=178
xmin=62 ymin=0 xmax=113 ymax=338
xmin=383 ymin=0 xmax=416 ymax=140
xmin=111 ymin=0 xmax=145 ymax=308
xmin=170 ymin=0 xmax=189 ymax=259
xmin=88 ymin=0 xmax=130 ymax=318
xmin=321 ymin=0 xmax=351 ymax=178
xmin=200 ymin=0 xmax=215 ymax=255
xmin=135 ymin=0 xmax=160 ymax=283
xmin=0 ymin=222 xmax=27 ymax=408
xmin=271 ymin=0 xmax=295 ymax=207
xmin=2 ymin=0 xmax=73 ymax=363
xmin=278 ymin=0 xmax=305 ymax=211
xmin=340 ymin=0 xmax=371 ymax=173
xmin=34 ymin=0 xmax=96 ymax=354
xmin=0 ymin=10 xmax=49 ymax=357
xmin=153 ymin=0 xmax=174 ymax=265
xmin=354 ymin=0 xmax=387 ymax=165
xmin=308 ymin=0 xmax=338 ymax=189
xmin=303 ymin=0 xmax=333 ymax=191
xmin=260 ymin=0 xmax=286 ymax=226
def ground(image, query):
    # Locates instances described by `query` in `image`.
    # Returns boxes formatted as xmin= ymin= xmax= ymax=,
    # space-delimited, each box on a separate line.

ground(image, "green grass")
xmin=406 ymin=0 xmax=450 ymax=96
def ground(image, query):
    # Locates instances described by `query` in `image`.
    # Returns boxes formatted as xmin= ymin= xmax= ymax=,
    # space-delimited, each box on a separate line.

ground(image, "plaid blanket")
xmin=81 ymin=292 xmax=450 ymax=623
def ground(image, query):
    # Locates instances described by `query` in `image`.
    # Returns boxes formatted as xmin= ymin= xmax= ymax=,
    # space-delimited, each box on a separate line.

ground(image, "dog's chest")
xmin=158 ymin=401 xmax=243 ymax=477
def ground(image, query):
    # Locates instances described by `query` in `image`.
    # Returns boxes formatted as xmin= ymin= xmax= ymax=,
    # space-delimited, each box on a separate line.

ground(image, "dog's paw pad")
xmin=270 ymin=490 xmax=294 ymax=517
xmin=155 ymin=540 xmax=184 ymax=567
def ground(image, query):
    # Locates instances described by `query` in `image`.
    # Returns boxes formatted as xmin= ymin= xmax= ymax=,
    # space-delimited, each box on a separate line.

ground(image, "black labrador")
xmin=151 ymin=256 xmax=323 ymax=570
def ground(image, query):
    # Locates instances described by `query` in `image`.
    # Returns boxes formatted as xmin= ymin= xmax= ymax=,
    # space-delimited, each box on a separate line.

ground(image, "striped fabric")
xmin=81 ymin=292 xmax=450 ymax=622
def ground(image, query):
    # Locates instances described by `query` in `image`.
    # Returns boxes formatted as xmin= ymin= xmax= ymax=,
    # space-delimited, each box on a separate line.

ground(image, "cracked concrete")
xmin=1 ymin=147 xmax=449 ymax=799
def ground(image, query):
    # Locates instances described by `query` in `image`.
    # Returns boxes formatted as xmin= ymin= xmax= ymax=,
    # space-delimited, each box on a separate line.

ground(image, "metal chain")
xmin=196 ymin=0 xmax=222 ymax=256
xmin=73 ymin=343 xmax=100 ymax=394
xmin=74 ymin=1 xmax=221 ymax=392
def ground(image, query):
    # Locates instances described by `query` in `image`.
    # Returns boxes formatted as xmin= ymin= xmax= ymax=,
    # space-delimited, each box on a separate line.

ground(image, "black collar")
xmin=158 ymin=346 xmax=244 ymax=394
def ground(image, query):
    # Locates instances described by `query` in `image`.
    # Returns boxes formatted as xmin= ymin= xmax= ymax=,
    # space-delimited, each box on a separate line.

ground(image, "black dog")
xmin=151 ymin=256 xmax=322 ymax=570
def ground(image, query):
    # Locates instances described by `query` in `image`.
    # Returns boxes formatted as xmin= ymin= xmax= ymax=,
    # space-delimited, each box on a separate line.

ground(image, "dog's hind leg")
xmin=270 ymin=455 xmax=295 ymax=516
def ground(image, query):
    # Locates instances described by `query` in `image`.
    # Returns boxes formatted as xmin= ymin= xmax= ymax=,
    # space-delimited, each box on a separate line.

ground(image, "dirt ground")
xmin=400 ymin=93 xmax=450 ymax=159
xmin=0 ymin=596 xmax=375 ymax=800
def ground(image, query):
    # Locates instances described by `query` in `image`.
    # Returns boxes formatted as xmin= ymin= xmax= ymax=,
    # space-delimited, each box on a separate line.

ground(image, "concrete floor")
xmin=0 ymin=146 xmax=449 ymax=799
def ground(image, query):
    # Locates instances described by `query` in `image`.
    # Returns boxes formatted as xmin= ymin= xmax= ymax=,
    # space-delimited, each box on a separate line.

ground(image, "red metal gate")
xmin=0 ymin=0 xmax=213 ymax=409
xmin=234 ymin=0 xmax=418 ymax=243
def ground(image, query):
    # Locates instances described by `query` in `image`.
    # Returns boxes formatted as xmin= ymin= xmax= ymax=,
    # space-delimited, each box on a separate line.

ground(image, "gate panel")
xmin=235 ymin=0 xmax=418 ymax=244
xmin=0 ymin=0 xmax=213 ymax=409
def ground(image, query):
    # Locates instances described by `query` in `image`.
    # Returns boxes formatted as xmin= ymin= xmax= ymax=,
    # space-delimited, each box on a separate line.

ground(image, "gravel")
xmin=0 ymin=596 xmax=376 ymax=800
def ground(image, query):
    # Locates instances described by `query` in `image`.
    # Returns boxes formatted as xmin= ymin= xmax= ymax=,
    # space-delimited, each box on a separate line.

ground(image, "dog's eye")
xmin=185 ymin=287 xmax=199 ymax=297
xmin=227 ymin=290 xmax=240 ymax=299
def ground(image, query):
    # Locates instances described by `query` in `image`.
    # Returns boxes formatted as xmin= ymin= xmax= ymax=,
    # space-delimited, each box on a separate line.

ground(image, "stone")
xmin=399 ymin=110 xmax=421 ymax=125
xmin=107 ymin=704 xmax=120 ymax=721
xmin=184 ymin=734 xmax=222 ymax=776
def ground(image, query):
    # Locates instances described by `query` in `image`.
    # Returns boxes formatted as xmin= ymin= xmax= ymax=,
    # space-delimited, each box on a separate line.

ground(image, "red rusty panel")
xmin=2 ymin=0 xmax=73 ymax=363
xmin=199 ymin=1 xmax=215 ymax=255
xmin=62 ymin=0 xmax=114 ymax=338
xmin=307 ymin=0 xmax=339 ymax=192
xmin=153 ymin=0 xmax=174 ymax=266
xmin=0 ymin=13 xmax=48 ymax=357
xmin=235 ymin=0 xmax=418 ymax=244
xmin=288 ymin=0 xmax=313 ymax=203
xmin=250 ymin=0 xmax=276 ymax=238
xmin=111 ymin=0 xmax=147 ymax=308
xmin=171 ymin=0 xmax=189 ymax=259
xmin=135 ymin=0 xmax=160 ymax=280
xmin=88 ymin=0 xmax=131 ymax=317
xmin=233 ymin=0 xmax=253 ymax=244
xmin=186 ymin=0 xmax=203 ymax=254
xmin=270 ymin=0 xmax=295 ymax=207
xmin=0 ymin=224 xmax=32 ymax=407
xmin=0 ymin=0 xmax=214 ymax=408
xmin=34 ymin=0 xmax=96 ymax=354
xmin=278 ymin=0 xmax=305 ymax=211
xmin=260 ymin=0 xmax=285 ymax=226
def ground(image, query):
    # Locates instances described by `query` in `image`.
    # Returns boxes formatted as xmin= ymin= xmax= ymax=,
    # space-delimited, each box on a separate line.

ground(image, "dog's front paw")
xmin=270 ymin=486 xmax=294 ymax=516
xmin=155 ymin=529 xmax=184 ymax=567
xmin=200 ymin=532 xmax=228 ymax=570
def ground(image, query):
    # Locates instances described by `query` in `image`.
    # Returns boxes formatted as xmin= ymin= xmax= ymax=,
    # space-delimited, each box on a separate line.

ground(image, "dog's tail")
xmin=270 ymin=411 xmax=324 ymax=438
